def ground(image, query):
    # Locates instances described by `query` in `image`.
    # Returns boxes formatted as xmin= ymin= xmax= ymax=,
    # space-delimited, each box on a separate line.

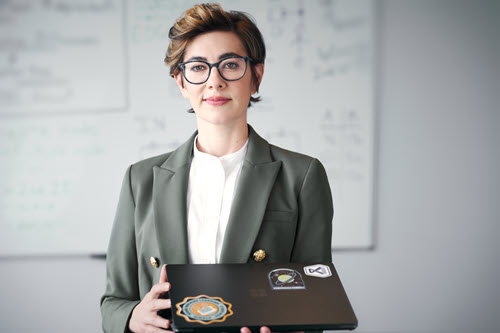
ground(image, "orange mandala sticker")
xmin=176 ymin=295 xmax=233 ymax=325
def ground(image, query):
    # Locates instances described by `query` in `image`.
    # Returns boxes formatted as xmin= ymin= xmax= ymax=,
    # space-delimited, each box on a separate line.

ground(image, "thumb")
xmin=159 ymin=264 xmax=168 ymax=283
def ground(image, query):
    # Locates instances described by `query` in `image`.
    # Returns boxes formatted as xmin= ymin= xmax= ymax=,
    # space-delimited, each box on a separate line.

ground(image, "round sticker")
xmin=176 ymin=295 xmax=233 ymax=325
xmin=269 ymin=268 xmax=306 ymax=290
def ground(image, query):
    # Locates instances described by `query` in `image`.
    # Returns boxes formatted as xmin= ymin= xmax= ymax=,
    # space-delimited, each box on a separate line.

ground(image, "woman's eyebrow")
xmin=185 ymin=56 xmax=207 ymax=62
xmin=185 ymin=52 xmax=243 ymax=62
xmin=218 ymin=52 xmax=242 ymax=60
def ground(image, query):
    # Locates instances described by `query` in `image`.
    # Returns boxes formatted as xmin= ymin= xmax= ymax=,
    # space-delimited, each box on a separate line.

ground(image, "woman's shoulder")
xmin=124 ymin=151 xmax=175 ymax=189
xmin=268 ymin=143 xmax=318 ymax=168
xmin=131 ymin=152 xmax=173 ymax=173
xmin=267 ymin=143 xmax=330 ymax=192
xmin=266 ymin=143 xmax=329 ymax=183
xmin=250 ymin=125 xmax=317 ymax=169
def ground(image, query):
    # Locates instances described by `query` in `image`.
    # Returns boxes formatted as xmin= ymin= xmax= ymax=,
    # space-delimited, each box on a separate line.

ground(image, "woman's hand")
xmin=129 ymin=265 xmax=173 ymax=333
xmin=241 ymin=327 xmax=271 ymax=333
xmin=241 ymin=328 xmax=304 ymax=333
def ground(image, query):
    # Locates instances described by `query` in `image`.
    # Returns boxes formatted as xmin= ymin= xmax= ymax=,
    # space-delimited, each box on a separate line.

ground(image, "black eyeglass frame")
xmin=177 ymin=56 xmax=254 ymax=85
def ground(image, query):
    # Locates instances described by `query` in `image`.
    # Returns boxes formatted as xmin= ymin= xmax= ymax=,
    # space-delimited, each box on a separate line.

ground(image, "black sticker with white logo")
xmin=303 ymin=264 xmax=332 ymax=278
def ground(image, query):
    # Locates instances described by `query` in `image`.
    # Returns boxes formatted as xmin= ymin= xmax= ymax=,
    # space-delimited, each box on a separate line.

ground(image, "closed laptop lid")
xmin=165 ymin=262 xmax=357 ymax=332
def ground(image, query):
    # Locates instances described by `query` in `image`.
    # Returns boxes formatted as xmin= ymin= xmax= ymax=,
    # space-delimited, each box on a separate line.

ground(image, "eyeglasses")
xmin=178 ymin=56 xmax=253 ymax=85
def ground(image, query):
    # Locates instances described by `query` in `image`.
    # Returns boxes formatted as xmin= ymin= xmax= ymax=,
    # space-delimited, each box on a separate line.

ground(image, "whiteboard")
xmin=0 ymin=0 xmax=375 ymax=255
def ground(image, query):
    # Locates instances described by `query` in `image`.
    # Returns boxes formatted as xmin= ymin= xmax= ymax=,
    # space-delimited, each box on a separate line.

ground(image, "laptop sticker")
xmin=176 ymin=295 xmax=233 ymax=325
xmin=303 ymin=264 xmax=332 ymax=278
xmin=268 ymin=268 xmax=306 ymax=290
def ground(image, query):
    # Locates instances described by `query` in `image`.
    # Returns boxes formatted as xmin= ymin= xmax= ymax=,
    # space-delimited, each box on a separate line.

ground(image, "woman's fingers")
xmin=149 ymin=298 xmax=171 ymax=311
xmin=143 ymin=323 xmax=172 ymax=333
xmin=129 ymin=268 xmax=173 ymax=332
xmin=129 ymin=279 xmax=173 ymax=333
xmin=260 ymin=326 xmax=271 ymax=333
xmin=144 ymin=314 xmax=170 ymax=330
xmin=149 ymin=282 xmax=171 ymax=300
xmin=159 ymin=264 xmax=168 ymax=283
xmin=241 ymin=326 xmax=271 ymax=333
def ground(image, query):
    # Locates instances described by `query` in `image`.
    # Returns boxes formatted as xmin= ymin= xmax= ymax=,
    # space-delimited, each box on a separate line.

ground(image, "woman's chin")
xmin=196 ymin=110 xmax=246 ymax=127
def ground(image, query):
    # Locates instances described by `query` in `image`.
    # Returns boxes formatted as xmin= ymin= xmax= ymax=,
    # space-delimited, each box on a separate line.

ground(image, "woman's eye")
xmin=223 ymin=62 xmax=239 ymax=70
xmin=189 ymin=64 xmax=207 ymax=72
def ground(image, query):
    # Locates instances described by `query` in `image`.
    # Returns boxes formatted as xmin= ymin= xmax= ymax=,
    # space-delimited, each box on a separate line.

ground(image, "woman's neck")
xmin=195 ymin=122 xmax=249 ymax=157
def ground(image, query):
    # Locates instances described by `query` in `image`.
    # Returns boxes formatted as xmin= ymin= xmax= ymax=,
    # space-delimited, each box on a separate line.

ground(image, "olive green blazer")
xmin=101 ymin=125 xmax=333 ymax=333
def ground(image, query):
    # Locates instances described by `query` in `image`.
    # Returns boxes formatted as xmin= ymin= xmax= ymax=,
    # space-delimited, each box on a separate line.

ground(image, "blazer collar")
xmin=152 ymin=125 xmax=282 ymax=264
xmin=220 ymin=125 xmax=282 ymax=263
xmin=152 ymin=131 xmax=196 ymax=264
xmin=160 ymin=131 xmax=197 ymax=172
xmin=160 ymin=124 xmax=272 ymax=167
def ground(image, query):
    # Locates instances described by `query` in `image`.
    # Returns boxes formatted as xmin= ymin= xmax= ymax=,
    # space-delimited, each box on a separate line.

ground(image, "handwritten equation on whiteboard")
xmin=0 ymin=0 xmax=127 ymax=115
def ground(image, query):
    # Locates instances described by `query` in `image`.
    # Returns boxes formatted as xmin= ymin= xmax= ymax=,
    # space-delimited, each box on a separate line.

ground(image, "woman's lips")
xmin=205 ymin=97 xmax=231 ymax=106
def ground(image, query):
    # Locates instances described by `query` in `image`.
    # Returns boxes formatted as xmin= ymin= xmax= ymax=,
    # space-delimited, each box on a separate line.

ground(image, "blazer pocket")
xmin=262 ymin=210 xmax=294 ymax=223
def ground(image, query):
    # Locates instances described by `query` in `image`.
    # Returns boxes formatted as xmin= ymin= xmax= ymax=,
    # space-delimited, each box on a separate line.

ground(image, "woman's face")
xmin=175 ymin=31 xmax=263 ymax=127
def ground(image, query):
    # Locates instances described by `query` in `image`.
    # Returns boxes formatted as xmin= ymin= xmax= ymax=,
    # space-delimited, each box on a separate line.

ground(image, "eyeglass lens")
xmin=183 ymin=57 xmax=247 ymax=84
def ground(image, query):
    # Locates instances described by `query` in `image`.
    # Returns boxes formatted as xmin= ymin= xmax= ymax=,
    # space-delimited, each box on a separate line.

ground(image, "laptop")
xmin=164 ymin=262 xmax=357 ymax=332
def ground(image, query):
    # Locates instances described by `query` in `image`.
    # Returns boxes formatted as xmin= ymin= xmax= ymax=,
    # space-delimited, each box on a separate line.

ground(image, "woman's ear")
xmin=252 ymin=63 xmax=264 ymax=94
xmin=174 ymin=74 xmax=190 ymax=99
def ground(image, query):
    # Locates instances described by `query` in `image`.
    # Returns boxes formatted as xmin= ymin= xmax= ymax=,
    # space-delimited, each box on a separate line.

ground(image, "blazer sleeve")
xmin=291 ymin=158 xmax=333 ymax=263
xmin=101 ymin=166 xmax=141 ymax=333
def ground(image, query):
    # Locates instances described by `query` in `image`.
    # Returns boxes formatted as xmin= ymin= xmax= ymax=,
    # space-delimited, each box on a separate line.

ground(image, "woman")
xmin=101 ymin=4 xmax=333 ymax=333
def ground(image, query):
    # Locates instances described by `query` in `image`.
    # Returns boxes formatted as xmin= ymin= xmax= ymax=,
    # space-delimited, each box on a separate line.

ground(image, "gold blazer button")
xmin=253 ymin=249 xmax=266 ymax=262
xmin=150 ymin=256 xmax=159 ymax=268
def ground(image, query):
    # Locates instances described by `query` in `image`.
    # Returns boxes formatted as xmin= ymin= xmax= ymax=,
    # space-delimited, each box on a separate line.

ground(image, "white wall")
xmin=336 ymin=0 xmax=500 ymax=332
xmin=1 ymin=1 xmax=499 ymax=332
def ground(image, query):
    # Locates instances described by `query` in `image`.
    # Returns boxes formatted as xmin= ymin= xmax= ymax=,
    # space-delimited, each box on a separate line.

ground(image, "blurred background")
xmin=1 ymin=0 xmax=499 ymax=332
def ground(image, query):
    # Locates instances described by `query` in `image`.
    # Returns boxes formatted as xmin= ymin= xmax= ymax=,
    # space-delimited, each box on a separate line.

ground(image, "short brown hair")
xmin=165 ymin=3 xmax=266 ymax=105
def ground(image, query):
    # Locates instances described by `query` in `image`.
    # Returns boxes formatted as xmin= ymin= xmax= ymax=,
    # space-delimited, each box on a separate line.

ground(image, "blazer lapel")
xmin=220 ymin=126 xmax=282 ymax=263
xmin=152 ymin=131 xmax=196 ymax=264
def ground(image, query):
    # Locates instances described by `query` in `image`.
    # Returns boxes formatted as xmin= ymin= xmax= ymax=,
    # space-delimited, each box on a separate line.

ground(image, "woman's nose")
xmin=206 ymin=67 xmax=226 ymax=89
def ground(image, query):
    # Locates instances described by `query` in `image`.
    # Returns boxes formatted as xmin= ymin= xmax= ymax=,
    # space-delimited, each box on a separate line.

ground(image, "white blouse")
xmin=186 ymin=136 xmax=248 ymax=264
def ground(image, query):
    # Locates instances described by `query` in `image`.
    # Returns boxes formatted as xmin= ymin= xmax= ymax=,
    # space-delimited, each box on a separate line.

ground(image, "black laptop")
xmin=164 ymin=262 xmax=357 ymax=332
